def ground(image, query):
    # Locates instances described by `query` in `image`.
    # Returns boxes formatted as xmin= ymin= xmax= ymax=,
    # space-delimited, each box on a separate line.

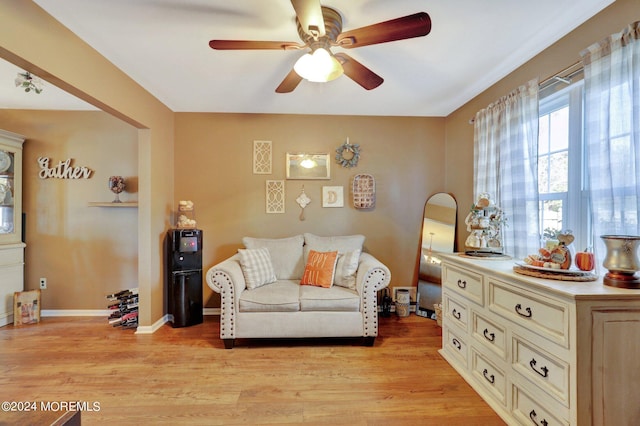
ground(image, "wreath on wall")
xmin=335 ymin=140 xmax=360 ymax=168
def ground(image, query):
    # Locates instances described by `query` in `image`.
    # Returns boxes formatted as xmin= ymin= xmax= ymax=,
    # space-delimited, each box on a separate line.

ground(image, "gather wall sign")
xmin=38 ymin=157 xmax=93 ymax=179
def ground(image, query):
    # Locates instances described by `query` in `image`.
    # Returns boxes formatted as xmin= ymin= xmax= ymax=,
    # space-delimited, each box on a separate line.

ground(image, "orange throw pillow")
xmin=300 ymin=250 xmax=338 ymax=288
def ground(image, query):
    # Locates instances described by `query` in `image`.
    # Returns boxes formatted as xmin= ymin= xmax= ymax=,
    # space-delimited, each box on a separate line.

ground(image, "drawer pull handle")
xmin=482 ymin=368 xmax=495 ymax=384
xmin=515 ymin=303 xmax=533 ymax=318
xmin=483 ymin=328 xmax=495 ymax=342
xmin=457 ymin=279 xmax=467 ymax=289
xmin=530 ymin=358 xmax=549 ymax=378
xmin=529 ymin=409 xmax=549 ymax=426
xmin=452 ymin=309 xmax=461 ymax=320
xmin=452 ymin=338 xmax=461 ymax=350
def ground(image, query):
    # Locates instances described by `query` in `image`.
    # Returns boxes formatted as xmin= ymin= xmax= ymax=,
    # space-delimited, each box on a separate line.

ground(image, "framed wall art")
xmin=266 ymin=180 xmax=285 ymax=214
xmin=253 ymin=140 xmax=272 ymax=174
xmin=286 ymin=153 xmax=330 ymax=180
xmin=322 ymin=186 xmax=344 ymax=208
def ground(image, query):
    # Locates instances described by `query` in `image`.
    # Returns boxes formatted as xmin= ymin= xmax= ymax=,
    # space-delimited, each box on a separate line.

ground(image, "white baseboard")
xmin=135 ymin=314 xmax=170 ymax=334
xmin=37 ymin=309 xmax=219 ymax=334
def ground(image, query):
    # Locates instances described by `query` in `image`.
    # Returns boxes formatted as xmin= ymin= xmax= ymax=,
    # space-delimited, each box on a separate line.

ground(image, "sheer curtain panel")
xmin=581 ymin=21 xmax=640 ymax=264
xmin=473 ymin=79 xmax=540 ymax=259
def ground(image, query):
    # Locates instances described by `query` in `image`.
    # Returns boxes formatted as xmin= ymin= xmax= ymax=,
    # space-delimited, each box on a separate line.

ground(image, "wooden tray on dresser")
xmin=513 ymin=264 xmax=598 ymax=281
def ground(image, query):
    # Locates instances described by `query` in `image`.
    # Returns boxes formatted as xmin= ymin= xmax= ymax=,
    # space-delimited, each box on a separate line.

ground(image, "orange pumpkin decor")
xmin=575 ymin=248 xmax=595 ymax=271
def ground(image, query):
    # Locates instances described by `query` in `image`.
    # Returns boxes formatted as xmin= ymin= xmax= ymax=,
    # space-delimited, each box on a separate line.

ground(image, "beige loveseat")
xmin=205 ymin=234 xmax=391 ymax=348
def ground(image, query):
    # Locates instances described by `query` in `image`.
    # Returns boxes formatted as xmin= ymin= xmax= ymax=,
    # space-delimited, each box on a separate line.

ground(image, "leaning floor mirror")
xmin=415 ymin=192 xmax=457 ymax=318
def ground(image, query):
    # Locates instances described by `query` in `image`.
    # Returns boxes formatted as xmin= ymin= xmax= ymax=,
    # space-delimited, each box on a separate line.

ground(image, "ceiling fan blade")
xmin=276 ymin=68 xmax=304 ymax=93
xmin=209 ymin=40 xmax=304 ymax=50
xmin=336 ymin=12 xmax=431 ymax=48
xmin=334 ymin=53 xmax=383 ymax=90
xmin=291 ymin=0 xmax=325 ymax=37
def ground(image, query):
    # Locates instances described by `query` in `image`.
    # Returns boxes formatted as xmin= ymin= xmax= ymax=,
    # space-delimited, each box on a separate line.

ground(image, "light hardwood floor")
xmin=0 ymin=314 xmax=504 ymax=425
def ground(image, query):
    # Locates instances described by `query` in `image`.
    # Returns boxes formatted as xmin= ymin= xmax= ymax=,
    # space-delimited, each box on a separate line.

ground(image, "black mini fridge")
xmin=167 ymin=229 xmax=203 ymax=327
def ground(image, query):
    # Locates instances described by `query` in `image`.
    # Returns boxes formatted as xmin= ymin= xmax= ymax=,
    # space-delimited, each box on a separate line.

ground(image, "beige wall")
xmin=0 ymin=110 xmax=138 ymax=309
xmin=445 ymin=0 xmax=639 ymax=250
xmin=0 ymin=1 xmax=174 ymax=326
xmin=175 ymin=113 xmax=446 ymax=306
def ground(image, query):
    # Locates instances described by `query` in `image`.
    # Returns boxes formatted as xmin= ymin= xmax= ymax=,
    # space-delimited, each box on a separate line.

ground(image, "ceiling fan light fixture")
xmin=15 ymin=71 xmax=44 ymax=94
xmin=293 ymin=48 xmax=343 ymax=83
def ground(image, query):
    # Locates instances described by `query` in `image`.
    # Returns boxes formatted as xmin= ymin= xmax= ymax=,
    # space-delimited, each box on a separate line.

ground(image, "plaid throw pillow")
xmin=238 ymin=248 xmax=277 ymax=290
xmin=334 ymin=249 xmax=361 ymax=290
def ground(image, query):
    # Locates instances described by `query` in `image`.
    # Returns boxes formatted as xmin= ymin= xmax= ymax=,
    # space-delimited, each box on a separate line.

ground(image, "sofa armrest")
xmin=356 ymin=252 xmax=391 ymax=337
xmin=205 ymin=254 xmax=245 ymax=341
xmin=205 ymin=254 xmax=245 ymax=294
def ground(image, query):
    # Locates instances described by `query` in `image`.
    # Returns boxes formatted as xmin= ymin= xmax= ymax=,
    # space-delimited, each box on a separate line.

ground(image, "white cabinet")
xmin=439 ymin=254 xmax=640 ymax=425
xmin=0 ymin=130 xmax=25 ymax=327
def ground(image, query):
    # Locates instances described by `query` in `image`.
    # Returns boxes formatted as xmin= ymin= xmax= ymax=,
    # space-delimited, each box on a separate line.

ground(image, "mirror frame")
xmin=414 ymin=192 xmax=457 ymax=285
xmin=286 ymin=153 xmax=331 ymax=180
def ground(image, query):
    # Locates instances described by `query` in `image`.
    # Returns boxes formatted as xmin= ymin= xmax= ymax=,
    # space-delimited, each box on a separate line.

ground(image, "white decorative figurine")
xmin=177 ymin=200 xmax=196 ymax=228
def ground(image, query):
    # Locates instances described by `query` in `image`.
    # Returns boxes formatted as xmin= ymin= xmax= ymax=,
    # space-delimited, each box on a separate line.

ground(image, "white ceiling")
xmin=2 ymin=0 xmax=613 ymax=116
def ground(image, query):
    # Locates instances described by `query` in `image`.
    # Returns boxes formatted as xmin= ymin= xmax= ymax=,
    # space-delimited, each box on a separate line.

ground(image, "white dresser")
xmin=0 ymin=130 xmax=25 ymax=327
xmin=439 ymin=254 xmax=640 ymax=426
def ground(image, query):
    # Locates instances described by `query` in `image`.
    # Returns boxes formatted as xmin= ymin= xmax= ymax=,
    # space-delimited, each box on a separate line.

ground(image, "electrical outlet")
xmin=39 ymin=278 xmax=47 ymax=290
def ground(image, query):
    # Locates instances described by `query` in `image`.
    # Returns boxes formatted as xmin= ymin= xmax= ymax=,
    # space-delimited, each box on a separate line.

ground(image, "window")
xmin=538 ymin=81 xmax=589 ymax=250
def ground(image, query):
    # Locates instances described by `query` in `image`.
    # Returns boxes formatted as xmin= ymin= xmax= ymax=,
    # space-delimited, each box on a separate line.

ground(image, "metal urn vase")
xmin=601 ymin=235 xmax=640 ymax=289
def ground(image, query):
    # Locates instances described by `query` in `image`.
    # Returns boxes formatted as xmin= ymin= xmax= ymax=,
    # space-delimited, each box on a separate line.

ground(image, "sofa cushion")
xmin=334 ymin=249 xmax=361 ymax=290
xmin=300 ymin=250 xmax=338 ymax=288
xmin=303 ymin=233 xmax=365 ymax=260
xmin=243 ymin=235 xmax=304 ymax=280
xmin=299 ymin=285 xmax=360 ymax=312
xmin=304 ymin=234 xmax=364 ymax=290
xmin=237 ymin=248 xmax=277 ymax=290
xmin=238 ymin=280 xmax=300 ymax=312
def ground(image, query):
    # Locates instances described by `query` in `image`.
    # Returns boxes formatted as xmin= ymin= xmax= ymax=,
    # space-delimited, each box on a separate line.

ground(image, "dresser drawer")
xmin=443 ymin=292 xmax=469 ymax=331
xmin=512 ymin=384 xmax=569 ymax=426
xmin=512 ymin=334 xmax=569 ymax=406
xmin=488 ymin=279 xmax=569 ymax=347
xmin=471 ymin=348 xmax=507 ymax=406
xmin=472 ymin=312 xmax=507 ymax=360
xmin=443 ymin=326 xmax=468 ymax=368
xmin=443 ymin=264 xmax=484 ymax=306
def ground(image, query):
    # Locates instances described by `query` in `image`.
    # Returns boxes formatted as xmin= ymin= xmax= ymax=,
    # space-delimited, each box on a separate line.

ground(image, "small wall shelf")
xmin=88 ymin=202 xmax=138 ymax=208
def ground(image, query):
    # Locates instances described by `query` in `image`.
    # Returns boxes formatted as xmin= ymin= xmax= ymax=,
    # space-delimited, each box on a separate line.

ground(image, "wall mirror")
xmin=286 ymin=153 xmax=330 ymax=180
xmin=416 ymin=192 xmax=457 ymax=317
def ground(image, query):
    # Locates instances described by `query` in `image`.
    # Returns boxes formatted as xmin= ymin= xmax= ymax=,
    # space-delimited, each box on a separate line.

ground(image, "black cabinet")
xmin=167 ymin=229 xmax=203 ymax=327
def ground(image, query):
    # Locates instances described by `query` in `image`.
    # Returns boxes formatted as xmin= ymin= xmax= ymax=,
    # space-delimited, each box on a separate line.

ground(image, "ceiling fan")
xmin=209 ymin=0 xmax=431 ymax=93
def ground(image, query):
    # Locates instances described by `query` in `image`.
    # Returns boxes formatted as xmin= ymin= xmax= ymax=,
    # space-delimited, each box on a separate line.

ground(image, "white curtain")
xmin=581 ymin=22 xmax=640 ymax=262
xmin=473 ymin=79 xmax=540 ymax=259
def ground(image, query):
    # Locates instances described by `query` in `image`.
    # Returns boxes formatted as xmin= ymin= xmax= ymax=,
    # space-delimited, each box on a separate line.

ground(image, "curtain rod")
xmin=539 ymin=60 xmax=583 ymax=87
xmin=468 ymin=60 xmax=584 ymax=124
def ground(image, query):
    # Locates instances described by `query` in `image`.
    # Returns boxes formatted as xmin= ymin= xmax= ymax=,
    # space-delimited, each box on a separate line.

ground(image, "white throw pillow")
xmin=242 ymin=235 xmax=304 ymax=279
xmin=237 ymin=248 xmax=277 ymax=290
xmin=334 ymin=249 xmax=361 ymax=290
xmin=303 ymin=233 xmax=365 ymax=263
